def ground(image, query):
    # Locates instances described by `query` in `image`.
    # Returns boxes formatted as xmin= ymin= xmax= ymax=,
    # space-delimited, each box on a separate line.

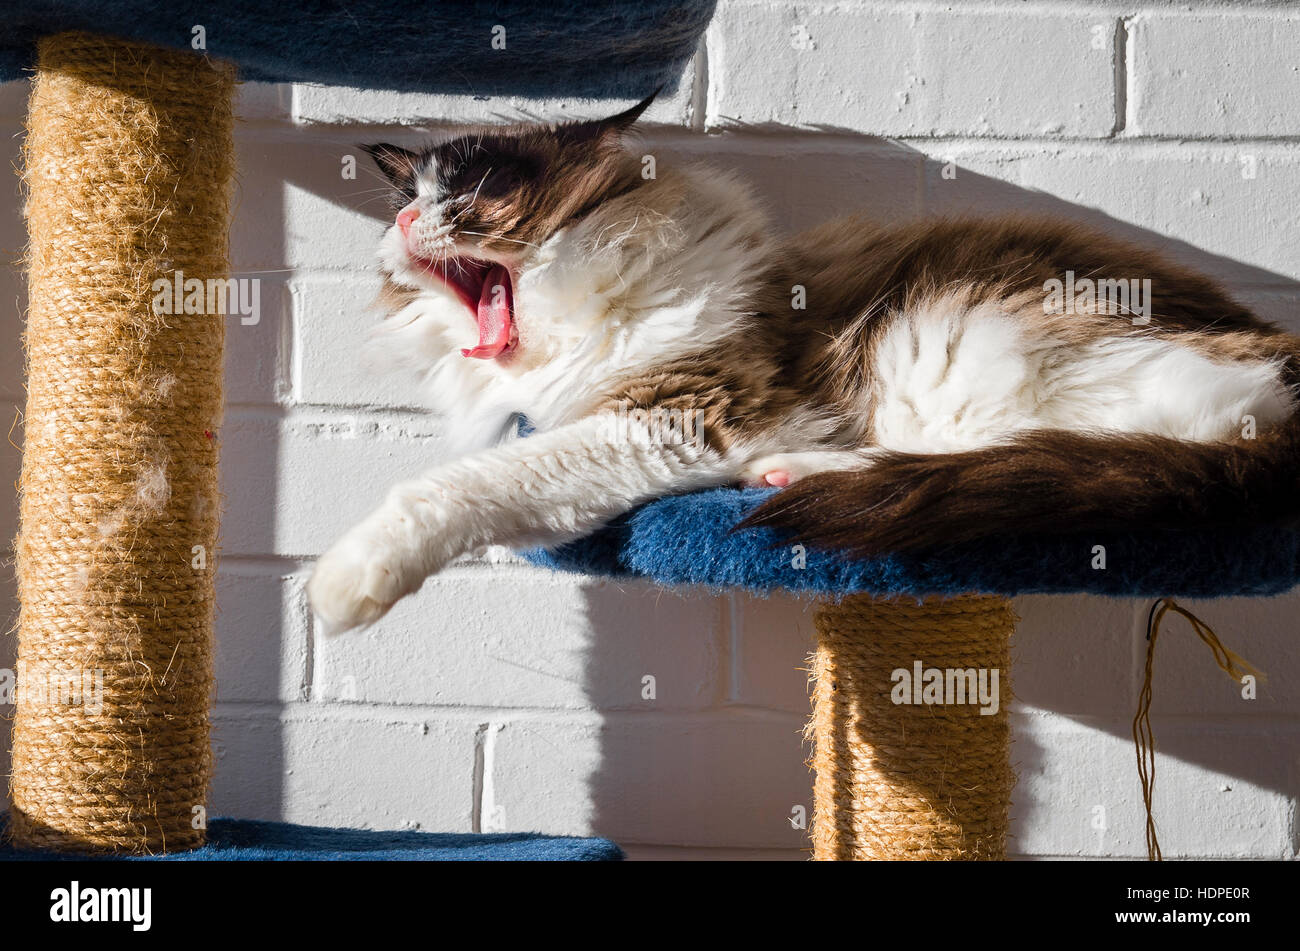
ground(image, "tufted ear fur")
xmin=361 ymin=142 xmax=421 ymax=190
xmin=561 ymin=87 xmax=660 ymax=145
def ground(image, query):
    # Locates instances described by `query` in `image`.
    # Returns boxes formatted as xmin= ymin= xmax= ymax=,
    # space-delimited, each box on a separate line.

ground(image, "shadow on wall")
xmin=254 ymin=121 xmax=1298 ymax=856
xmin=203 ymin=123 xmax=296 ymax=825
xmin=575 ymin=583 xmax=815 ymax=856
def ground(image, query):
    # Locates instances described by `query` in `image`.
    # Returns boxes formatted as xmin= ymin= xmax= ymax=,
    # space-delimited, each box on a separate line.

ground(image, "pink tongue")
xmin=461 ymin=264 xmax=513 ymax=359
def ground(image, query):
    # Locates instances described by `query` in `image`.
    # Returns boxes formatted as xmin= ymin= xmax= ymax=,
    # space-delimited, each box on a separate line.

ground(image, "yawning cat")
xmin=307 ymin=94 xmax=1300 ymax=634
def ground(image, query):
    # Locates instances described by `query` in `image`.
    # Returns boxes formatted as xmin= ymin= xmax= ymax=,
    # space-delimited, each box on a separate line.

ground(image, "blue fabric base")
xmin=4 ymin=2 xmax=713 ymax=98
xmin=524 ymin=487 xmax=1300 ymax=598
xmin=0 ymin=816 xmax=622 ymax=861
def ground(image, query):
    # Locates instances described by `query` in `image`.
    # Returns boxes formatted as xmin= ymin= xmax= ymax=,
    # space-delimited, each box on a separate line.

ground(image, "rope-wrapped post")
xmin=9 ymin=34 xmax=234 ymax=852
xmin=809 ymin=594 xmax=1016 ymax=860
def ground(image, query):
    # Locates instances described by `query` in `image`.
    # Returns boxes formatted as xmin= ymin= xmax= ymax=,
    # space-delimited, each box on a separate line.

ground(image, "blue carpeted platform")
xmin=524 ymin=486 xmax=1300 ymax=599
xmin=2 ymin=1 xmax=714 ymax=98
xmin=0 ymin=816 xmax=622 ymax=861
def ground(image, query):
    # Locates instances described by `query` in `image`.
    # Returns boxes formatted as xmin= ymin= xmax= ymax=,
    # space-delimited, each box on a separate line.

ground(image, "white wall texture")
xmin=2 ymin=1 xmax=1298 ymax=859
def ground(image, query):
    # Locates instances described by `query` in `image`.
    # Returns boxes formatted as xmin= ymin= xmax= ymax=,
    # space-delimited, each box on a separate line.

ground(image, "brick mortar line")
xmin=212 ymin=699 xmax=809 ymax=724
xmin=213 ymin=557 xmax=583 ymax=581
xmin=710 ymin=0 xmax=1300 ymax=16
xmin=1010 ymin=710 xmax=1300 ymax=728
xmin=207 ymin=699 xmax=1297 ymax=728
xmin=297 ymin=558 xmax=672 ymax=589
xmin=228 ymin=120 xmax=1300 ymax=147
xmin=905 ymin=135 xmax=1300 ymax=146
xmin=690 ymin=38 xmax=709 ymax=133
xmin=222 ymin=121 xmax=1300 ymax=152
xmin=218 ymin=554 xmax=310 ymax=572
xmin=1112 ymin=16 xmax=1129 ymax=136
xmin=230 ymin=117 xmax=1300 ymax=137
xmin=471 ymin=722 xmax=489 ymax=833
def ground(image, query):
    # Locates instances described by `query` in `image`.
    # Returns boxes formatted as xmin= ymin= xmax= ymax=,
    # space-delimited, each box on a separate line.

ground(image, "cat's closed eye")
xmin=475 ymin=168 xmax=523 ymax=197
xmin=450 ymin=158 xmax=537 ymax=201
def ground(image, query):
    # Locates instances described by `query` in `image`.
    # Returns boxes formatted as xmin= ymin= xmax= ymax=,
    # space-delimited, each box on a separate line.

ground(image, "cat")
xmin=307 ymin=92 xmax=1300 ymax=634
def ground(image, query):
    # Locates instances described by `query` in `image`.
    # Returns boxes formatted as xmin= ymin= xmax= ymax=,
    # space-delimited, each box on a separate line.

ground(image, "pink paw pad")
xmin=763 ymin=470 xmax=791 ymax=488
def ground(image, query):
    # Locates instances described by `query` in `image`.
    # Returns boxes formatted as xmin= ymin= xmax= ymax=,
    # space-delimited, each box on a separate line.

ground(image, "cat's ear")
xmin=602 ymin=87 xmax=661 ymax=132
xmin=361 ymin=143 xmax=421 ymax=189
xmin=566 ymin=87 xmax=660 ymax=145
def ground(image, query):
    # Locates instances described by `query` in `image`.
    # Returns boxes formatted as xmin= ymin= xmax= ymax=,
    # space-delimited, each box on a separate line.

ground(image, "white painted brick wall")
xmin=707 ymin=3 xmax=1118 ymax=136
xmin=1128 ymin=10 xmax=1300 ymax=137
xmin=2 ymin=2 xmax=1299 ymax=860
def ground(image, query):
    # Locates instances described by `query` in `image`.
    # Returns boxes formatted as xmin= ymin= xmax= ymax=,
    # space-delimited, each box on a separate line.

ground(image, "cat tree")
xmin=1 ymin=2 xmax=710 ymax=859
xmin=5 ymin=3 xmax=1289 ymax=861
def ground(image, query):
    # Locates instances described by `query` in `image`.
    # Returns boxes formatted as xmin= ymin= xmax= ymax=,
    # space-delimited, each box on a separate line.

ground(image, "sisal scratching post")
xmin=809 ymin=594 xmax=1015 ymax=860
xmin=9 ymin=34 xmax=234 ymax=852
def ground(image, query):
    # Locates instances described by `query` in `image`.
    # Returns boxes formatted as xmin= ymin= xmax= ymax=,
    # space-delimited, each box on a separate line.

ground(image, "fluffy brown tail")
xmin=737 ymin=418 xmax=1300 ymax=557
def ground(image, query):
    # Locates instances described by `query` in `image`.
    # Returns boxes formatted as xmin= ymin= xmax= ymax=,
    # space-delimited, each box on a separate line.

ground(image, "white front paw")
xmin=308 ymin=524 xmax=410 ymax=636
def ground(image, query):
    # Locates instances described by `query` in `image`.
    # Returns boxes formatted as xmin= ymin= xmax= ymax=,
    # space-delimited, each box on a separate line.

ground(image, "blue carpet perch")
xmin=2 ymin=1 xmax=714 ymax=97
xmin=0 ymin=816 xmax=623 ymax=862
xmin=526 ymin=486 xmax=1300 ymax=599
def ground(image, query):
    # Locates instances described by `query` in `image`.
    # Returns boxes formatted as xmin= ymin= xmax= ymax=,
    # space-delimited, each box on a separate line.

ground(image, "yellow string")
xmin=1134 ymin=598 xmax=1261 ymax=862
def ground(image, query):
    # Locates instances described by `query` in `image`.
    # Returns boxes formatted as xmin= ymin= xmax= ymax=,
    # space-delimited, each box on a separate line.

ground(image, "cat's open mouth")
xmin=418 ymin=255 xmax=515 ymax=359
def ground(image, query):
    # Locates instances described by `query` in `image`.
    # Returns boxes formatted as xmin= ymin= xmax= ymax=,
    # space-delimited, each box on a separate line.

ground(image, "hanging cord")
xmin=1134 ymin=598 xmax=1261 ymax=861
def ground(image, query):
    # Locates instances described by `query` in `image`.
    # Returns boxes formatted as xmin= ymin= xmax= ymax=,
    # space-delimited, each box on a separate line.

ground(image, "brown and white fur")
xmin=307 ymin=95 xmax=1300 ymax=634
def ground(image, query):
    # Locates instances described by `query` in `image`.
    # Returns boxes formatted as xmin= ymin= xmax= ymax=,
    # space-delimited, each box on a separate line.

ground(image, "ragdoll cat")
xmin=307 ymin=93 xmax=1300 ymax=633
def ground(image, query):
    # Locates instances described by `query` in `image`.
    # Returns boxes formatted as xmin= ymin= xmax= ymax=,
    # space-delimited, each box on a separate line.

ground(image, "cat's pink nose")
xmin=396 ymin=206 xmax=420 ymax=237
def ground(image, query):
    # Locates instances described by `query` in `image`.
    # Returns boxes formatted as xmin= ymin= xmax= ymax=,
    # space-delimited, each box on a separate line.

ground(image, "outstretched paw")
xmin=307 ymin=526 xmax=409 ymax=636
